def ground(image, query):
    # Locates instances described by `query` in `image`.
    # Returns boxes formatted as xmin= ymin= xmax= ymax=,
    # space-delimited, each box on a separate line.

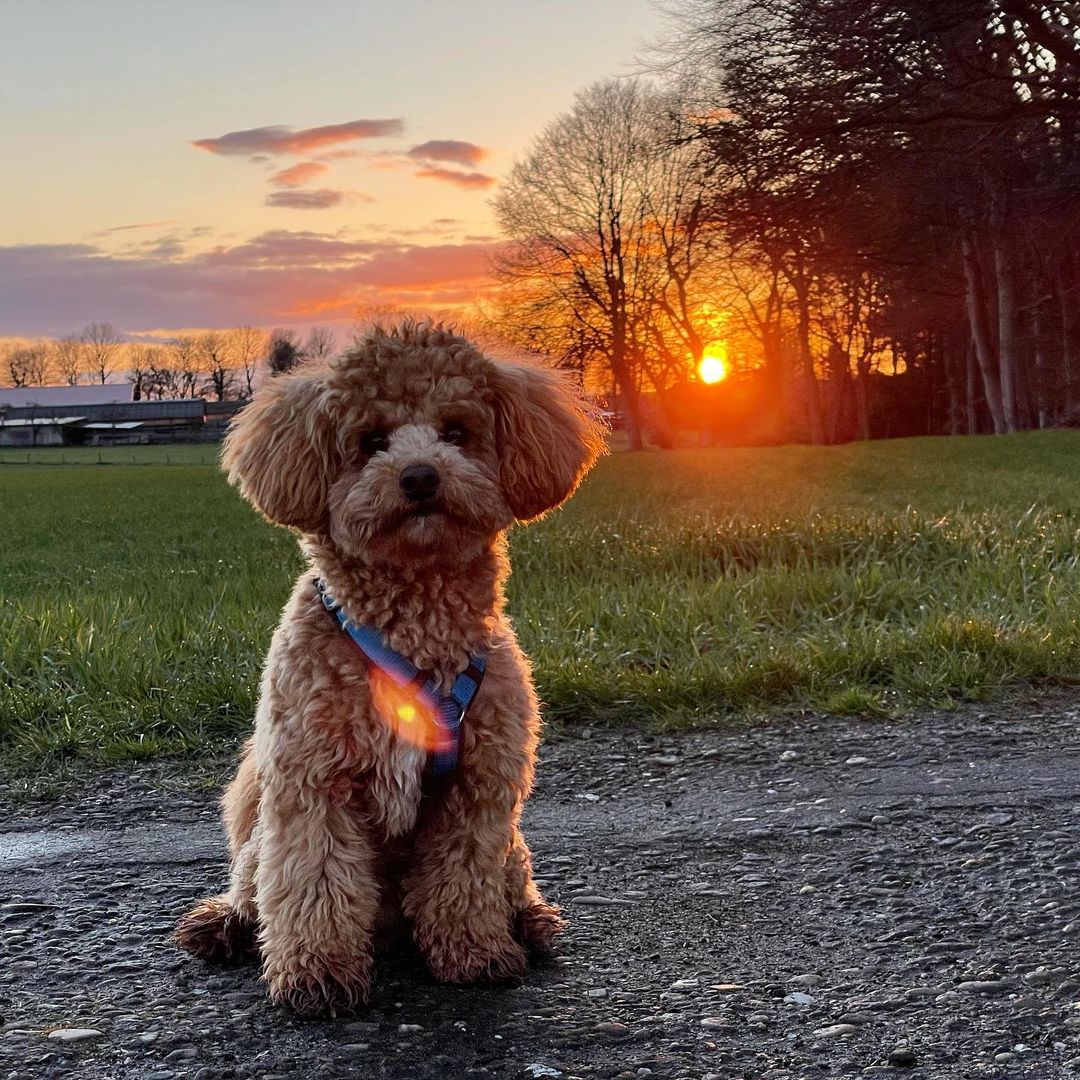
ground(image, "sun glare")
xmin=699 ymin=345 xmax=728 ymax=385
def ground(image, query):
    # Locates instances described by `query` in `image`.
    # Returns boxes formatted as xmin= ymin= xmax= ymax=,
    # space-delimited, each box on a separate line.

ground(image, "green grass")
xmin=3 ymin=430 xmax=1080 ymax=770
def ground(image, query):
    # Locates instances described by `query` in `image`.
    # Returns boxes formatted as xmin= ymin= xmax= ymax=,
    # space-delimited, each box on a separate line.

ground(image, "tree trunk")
xmin=1032 ymin=302 xmax=1047 ymax=428
xmin=991 ymin=192 xmax=1019 ymax=432
xmin=962 ymin=230 xmax=1008 ymax=434
xmin=965 ymin=336 xmax=978 ymax=435
xmin=761 ymin=325 xmax=790 ymax=441
xmin=1060 ymin=245 xmax=1078 ymax=423
xmin=854 ymin=358 xmax=871 ymax=441
xmin=939 ymin=335 xmax=959 ymax=436
xmin=793 ymin=280 xmax=825 ymax=444
xmin=610 ymin=348 xmax=644 ymax=450
xmin=621 ymin=397 xmax=644 ymax=449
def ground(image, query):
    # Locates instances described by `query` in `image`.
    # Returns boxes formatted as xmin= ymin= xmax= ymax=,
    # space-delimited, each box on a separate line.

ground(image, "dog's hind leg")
xmin=176 ymin=747 xmax=261 ymax=963
xmin=222 ymin=740 xmax=260 ymax=857
xmin=175 ymin=822 xmax=261 ymax=960
xmin=174 ymin=882 xmax=258 ymax=963
xmin=505 ymin=826 xmax=564 ymax=959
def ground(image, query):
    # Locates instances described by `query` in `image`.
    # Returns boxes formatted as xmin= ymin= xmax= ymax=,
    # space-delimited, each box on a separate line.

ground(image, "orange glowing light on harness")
xmin=368 ymin=667 xmax=450 ymax=755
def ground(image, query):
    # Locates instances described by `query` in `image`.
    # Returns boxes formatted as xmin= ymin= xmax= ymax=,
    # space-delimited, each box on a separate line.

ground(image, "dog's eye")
xmin=441 ymin=424 xmax=469 ymax=446
xmin=361 ymin=430 xmax=390 ymax=456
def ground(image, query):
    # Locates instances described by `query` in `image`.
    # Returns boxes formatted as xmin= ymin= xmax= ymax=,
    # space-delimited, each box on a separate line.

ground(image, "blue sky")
xmin=0 ymin=0 xmax=664 ymax=336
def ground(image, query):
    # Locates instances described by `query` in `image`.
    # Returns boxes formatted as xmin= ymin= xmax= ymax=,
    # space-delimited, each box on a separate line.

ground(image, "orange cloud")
xmin=192 ymin=119 xmax=404 ymax=157
xmin=407 ymin=140 xmax=488 ymax=166
xmin=202 ymin=230 xmax=396 ymax=267
xmin=266 ymin=189 xmax=345 ymax=209
xmin=317 ymin=149 xmax=365 ymax=161
xmin=414 ymin=168 xmax=496 ymax=190
xmin=93 ymin=218 xmax=177 ymax=236
xmin=269 ymin=161 xmax=330 ymax=188
xmin=352 ymin=241 xmax=501 ymax=289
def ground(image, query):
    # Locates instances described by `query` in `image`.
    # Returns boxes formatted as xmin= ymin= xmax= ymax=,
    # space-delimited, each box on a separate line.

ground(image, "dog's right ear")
xmin=221 ymin=372 xmax=335 ymax=533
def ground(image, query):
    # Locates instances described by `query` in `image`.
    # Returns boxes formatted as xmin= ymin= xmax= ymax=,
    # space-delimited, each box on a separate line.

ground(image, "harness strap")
xmin=315 ymin=578 xmax=486 ymax=776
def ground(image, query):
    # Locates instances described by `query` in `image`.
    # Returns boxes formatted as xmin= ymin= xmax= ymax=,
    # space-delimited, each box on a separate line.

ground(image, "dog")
xmin=175 ymin=322 xmax=604 ymax=1015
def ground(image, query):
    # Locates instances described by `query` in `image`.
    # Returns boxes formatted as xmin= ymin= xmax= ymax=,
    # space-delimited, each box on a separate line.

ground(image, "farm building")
xmin=203 ymin=398 xmax=247 ymax=440
xmin=0 ymin=386 xmax=213 ymax=446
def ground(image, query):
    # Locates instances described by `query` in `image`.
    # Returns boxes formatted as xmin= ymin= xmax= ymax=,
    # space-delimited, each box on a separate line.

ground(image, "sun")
xmin=698 ymin=344 xmax=729 ymax=384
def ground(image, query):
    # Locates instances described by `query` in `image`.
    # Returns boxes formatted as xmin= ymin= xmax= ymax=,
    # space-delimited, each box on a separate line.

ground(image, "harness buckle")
xmin=443 ymin=699 xmax=467 ymax=729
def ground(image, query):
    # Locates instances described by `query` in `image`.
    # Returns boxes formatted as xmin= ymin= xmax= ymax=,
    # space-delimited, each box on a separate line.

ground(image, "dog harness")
xmin=315 ymin=579 xmax=486 ymax=776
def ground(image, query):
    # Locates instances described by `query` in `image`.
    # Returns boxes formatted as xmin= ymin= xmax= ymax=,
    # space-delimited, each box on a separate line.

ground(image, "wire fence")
xmin=0 ymin=447 xmax=220 ymax=466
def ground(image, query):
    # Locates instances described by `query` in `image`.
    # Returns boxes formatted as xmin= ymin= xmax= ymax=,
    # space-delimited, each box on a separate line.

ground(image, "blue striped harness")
xmin=315 ymin=579 xmax=486 ymax=776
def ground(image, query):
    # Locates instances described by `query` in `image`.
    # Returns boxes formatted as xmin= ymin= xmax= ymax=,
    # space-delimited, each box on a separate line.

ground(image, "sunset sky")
xmin=0 ymin=0 xmax=662 ymax=340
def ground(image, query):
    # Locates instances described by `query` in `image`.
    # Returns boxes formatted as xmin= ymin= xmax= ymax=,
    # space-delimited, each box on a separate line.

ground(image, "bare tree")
xmin=494 ymin=80 xmax=646 ymax=445
xmin=170 ymin=336 xmax=203 ymax=398
xmin=127 ymin=344 xmax=164 ymax=400
xmin=495 ymin=79 xmax=716 ymax=449
xmin=81 ymin=321 xmax=123 ymax=385
xmin=230 ymin=326 xmax=267 ymax=397
xmin=353 ymin=304 xmax=407 ymax=337
xmin=5 ymin=343 xmax=50 ymax=387
xmin=52 ymin=335 xmax=85 ymax=386
xmin=144 ymin=361 xmax=183 ymax=400
xmin=197 ymin=331 xmax=237 ymax=401
xmin=304 ymin=326 xmax=337 ymax=361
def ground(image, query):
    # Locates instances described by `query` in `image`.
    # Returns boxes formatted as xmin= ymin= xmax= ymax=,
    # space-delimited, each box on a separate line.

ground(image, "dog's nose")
xmin=399 ymin=464 xmax=440 ymax=502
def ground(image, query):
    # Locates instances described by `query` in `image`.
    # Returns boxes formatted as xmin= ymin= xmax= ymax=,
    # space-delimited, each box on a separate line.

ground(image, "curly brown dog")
xmin=175 ymin=322 xmax=604 ymax=1015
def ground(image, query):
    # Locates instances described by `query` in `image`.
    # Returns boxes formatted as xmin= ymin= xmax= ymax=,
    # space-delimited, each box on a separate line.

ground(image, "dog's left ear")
xmin=491 ymin=364 xmax=606 ymax=521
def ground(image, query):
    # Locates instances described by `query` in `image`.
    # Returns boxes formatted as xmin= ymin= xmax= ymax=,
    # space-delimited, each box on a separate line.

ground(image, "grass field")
xmin=3 ymin=430 xmax=1080 ymax=770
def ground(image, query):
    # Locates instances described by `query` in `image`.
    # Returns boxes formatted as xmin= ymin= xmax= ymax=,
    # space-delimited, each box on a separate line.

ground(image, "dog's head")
xmin=222 ymin=323 xmax=605 ymax=565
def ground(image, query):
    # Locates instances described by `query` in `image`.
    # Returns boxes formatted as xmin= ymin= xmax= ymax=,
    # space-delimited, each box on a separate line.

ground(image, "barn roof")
xmin=0 ymin=385 xmax=133 ymax=407
xmin=0 ymin=416 xmax=85 ymax=427
xmin=2 ymin=398 xmax=204 ymax=422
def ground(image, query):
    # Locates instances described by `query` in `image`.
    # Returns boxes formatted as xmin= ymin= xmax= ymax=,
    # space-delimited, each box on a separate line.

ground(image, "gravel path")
xmin=2 ymin=693 xmax=1080 ymax=1080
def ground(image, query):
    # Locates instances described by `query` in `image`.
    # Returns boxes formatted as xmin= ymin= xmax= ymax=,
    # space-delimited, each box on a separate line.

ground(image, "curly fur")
xmin=175 ymin=323 xmax=604 ymax=1015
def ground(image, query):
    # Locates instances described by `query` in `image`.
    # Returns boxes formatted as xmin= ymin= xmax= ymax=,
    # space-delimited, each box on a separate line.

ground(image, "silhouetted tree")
xmin=304 ymin=326 xmax=336 ymax=361
xmin=5 ymin=344 xmax=49 ymax=387
xmin=231 ymin=326 xmax=267 ymax=397
xmin=655 ymin=0 xmax=1080 ymax=440
xmin=266 ymin=329 xmax=303 ymax=376
xmin=197 ymin=331 xmax=237 ymax=401
xmin=52 ymin=335 xmax=85 ymax=386
xmin=81 ymin=321 xmax=123 ymax=385
xmin=495 ymin=79 xmax=721 ymax=448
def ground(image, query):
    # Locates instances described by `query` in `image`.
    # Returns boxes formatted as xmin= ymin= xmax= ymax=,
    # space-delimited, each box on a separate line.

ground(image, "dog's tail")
xmin=175 ymin=896 xmax=257 ymax=964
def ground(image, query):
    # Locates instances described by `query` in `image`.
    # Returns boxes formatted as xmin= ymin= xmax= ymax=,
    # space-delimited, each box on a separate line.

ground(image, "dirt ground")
xmin=2 ymin=692 xmax=1080 ymax=1079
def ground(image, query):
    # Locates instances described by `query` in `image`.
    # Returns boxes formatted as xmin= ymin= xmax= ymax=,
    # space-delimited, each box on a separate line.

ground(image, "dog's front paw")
xmin=265 ymin=956 xmax=372 ymax=1016
xmin=425 ymin=934 xmax=529 ymax=984
xmin=515 ymin=901 xmax=565 ymax=958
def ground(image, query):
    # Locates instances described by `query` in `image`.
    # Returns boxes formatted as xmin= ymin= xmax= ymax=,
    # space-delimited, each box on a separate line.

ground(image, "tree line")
xmin=1 ymin=323 xmax=337 ymax=400
xmin=489 ymin=0 xmax=1080 ymax=447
